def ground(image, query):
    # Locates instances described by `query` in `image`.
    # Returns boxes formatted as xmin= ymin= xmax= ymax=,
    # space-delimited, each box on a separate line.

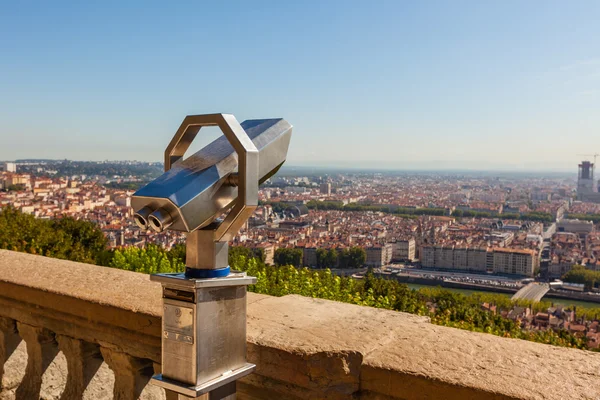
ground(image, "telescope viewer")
xmin=131 ymin=113 xmax=292 ymax=399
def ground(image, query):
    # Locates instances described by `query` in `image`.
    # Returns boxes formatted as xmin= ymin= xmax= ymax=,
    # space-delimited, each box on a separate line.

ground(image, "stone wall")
xmin=1 ymin=249 xmax=600 ymax=399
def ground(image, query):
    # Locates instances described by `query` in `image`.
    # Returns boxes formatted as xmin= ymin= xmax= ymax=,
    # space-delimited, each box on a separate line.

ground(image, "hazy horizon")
xmin=0 ymin=157 xmax=581 ymax=176
xmin=1 ymin=1 xmax=599 ymax=170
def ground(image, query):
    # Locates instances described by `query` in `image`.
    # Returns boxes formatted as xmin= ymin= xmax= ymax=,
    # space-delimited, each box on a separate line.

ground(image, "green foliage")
xmin=338 ymin=246 xmax=366 ymax=268
xmin=0 ymin=206 xmax=108 ymax=264
xmin=316 ymin=248 xmax=338 ymax=268
xmin=452 ymin=209 xmax=553 ymax=222
xmin=453 ymin=209 xmax=491 ymax=218
xmin=104 ymin=181 xmax=146 ymax=190
xmin=274 ymin=248 xmax=303 ymax=267
xmin=108 ymin=244 xmax=185 ymax=274
xmin=251 ymin=247 xmax=266 ymax=262
xmin=167 ymin=243 xmax=186 ymax=264
xmin=229 ymin=246 xmax=256 ymax=268
xmin=306 ymin=200 xmax=345 ymax=210
xmin=5 ymin=184 xmax=26 ymax=192
xmin=17 ymin=160 xmax=163 ymax=179
xmin=562 ymin=265 xmax=600 ymax=291
xmin=566 ymin=213 xmax=600 ymax=224
xmin=521 ymin=212 xmax=554 ymax=222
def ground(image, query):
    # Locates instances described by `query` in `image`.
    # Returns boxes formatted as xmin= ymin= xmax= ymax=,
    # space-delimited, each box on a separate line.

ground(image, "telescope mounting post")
xmin=131 ymin=114 xmax=291 ymax=400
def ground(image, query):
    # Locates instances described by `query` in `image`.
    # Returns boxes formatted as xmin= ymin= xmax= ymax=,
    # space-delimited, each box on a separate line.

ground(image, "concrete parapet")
xmin=1 ymin=250 xmax=600 ymax=399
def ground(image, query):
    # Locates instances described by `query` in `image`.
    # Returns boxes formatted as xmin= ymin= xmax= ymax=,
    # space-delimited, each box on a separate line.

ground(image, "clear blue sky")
xmin=1 ymin=1 xmax=599 ymax=171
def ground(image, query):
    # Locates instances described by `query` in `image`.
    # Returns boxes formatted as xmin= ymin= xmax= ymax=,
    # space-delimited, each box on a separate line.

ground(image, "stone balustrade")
xmin=1 ymin=249 xmax=600 ymax=400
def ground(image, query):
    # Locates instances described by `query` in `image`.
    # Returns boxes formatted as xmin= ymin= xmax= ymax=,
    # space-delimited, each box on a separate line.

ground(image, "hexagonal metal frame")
xmin=164 ymin=114 xmax=259 ymax=242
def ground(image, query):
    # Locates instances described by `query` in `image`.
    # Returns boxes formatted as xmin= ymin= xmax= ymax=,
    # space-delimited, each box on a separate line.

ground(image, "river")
xmin=405 ymin=283 xmax=600 ymax=310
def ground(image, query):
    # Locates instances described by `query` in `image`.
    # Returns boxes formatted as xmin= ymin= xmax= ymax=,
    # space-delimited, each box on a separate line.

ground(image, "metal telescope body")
xmin=132 ymin=116 xmax=292 ymax=239
xmin=133 ymin=114 xmax=292 ymax=399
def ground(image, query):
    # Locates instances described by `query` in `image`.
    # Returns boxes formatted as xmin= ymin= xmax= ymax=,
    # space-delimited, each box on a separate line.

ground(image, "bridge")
xmin=511 ymin=282 xmax=550 ymax=302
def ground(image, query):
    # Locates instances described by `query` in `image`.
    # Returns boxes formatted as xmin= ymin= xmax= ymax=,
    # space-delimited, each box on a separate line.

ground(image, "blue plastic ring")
xmin=185 ymin=266 xmax=230 ymax=279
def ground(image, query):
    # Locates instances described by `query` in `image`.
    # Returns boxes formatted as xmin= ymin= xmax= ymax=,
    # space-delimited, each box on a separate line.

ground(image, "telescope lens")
xmin=134 ymin=214 xmax=147 ymax=229
xmin=133 ymin=206 xmax=153 ymax=230
xmin=149 ymin=208 xmax=174 ymax=233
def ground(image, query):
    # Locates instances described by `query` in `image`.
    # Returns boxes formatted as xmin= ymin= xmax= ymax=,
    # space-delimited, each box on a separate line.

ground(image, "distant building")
xmin=548 ymin=263 xmax=573 ymax=279
xmin=365 ymin=244 xmax=393 ymax=267
xmin=530 ymin=191 xmax=551 ymax=202
xmin=492 ymin=248 xmax=537 ymax=276
xmin=320 ymin=182 xmax=331 ymax=196
xmin=577 ymin=160 xmax=600 ymax=203
xmin=483 ymin=232 xmax=514 ymax=247
xmin=578 ymin=161 xmax=595 ymax=196
xmin=285 ymin=205 xmax=309 ymax=218
xmin=2 ymin=162 xmax=16 ymax=173
xmin=391 ymin=239 xmax=415 ymax=261
xmin=114 ymin=195 xmax=131 ymax=207
xmin=6 ymin=174 xmax=31 ymax=189
xmin=557 ymin=219 xmax=594 ymax=236
xmin=420 ymin=245 xmax=536 ymax=276
xmin=284 ymin=186 xmax=309 ymax=194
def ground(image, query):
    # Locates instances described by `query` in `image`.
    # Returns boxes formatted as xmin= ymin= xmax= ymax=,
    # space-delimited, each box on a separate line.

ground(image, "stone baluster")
xmin=15 ymin=322 xmax=59 ymax=400
xmin=100 ymin=346 xmax=154 ymax=400
xmin=0 ymin=317 xmax=21 ymax=390
xmin=56 ymin=335 xmax=103 ymax=400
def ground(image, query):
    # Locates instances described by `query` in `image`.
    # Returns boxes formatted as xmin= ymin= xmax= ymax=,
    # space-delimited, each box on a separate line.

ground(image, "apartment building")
xmin=391 ymin=239 xmax=415 ymax=261
xmin=421 ymin=245 xmax=435 ymax=268
xmin=366 ymin=244 xmax=393 ymax=267
xmin=468 ymin=247 xmax=490 ymax=272
xmin=492 ymin=248 xmax=537 ymax=276
xmin=419 ymin=245 xmax=535 ymax=276
xmin=320 ymin=182 xmax=331 ymax=196
xmin=2 ymin=162 xmax=16 ymax=173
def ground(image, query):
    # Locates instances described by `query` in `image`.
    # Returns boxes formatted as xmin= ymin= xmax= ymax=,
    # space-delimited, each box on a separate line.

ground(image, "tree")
xmin=338 ymin=246 xmax=366 ymax=268
xmin=317 ymin=248 xmax=338 ymax=269
xmin=0 ymin=206 xmax=108 ymax=264
xmin=251 ymin=247 xmax=266 ymax=263
xmin=562 ymin=265 xmax=600 ymax=291
xmin=5 ymin=184 xmax=26 ymax=192
xmin=274 ymin=248 xmax=303 ymax=267
xmin=52 ymin=217 xmax=108 ymax=263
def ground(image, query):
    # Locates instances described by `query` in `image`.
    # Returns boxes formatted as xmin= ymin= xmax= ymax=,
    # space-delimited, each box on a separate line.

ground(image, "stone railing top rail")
xmin=1 ymin=249 xmax=600 ymax=399
xmin=0 ymin=249 xmax=162 ymax=317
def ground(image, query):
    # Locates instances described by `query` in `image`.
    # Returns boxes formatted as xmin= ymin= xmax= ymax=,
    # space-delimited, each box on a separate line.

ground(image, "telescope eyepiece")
xmin=134 ymin=206 xmax=153 ymax=230
xmin=149 ymin=208 xmax=174 ymax=233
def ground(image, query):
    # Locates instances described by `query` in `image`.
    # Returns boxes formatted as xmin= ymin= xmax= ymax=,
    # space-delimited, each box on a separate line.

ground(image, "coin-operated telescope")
xmin=132 ymin=114 xmax=292 ymax=399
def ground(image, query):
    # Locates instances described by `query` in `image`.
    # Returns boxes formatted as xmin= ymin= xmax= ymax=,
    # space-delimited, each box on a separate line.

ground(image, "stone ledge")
xmin=1 ymin=250 xmax=600 ymax=399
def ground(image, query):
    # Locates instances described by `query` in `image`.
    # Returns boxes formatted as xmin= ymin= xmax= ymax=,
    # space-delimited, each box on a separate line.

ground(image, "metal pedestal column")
xmin=150 ymin=255 xmax=256 ymax=400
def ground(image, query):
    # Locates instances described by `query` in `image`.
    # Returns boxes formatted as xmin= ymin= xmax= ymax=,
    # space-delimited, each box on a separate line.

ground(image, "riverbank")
xmin=375 ymin=273 xmax=518 ymax=294
xmin=374 ymin=272 xmax=600 ymax=308
xmin=544 ymin=290 xmax=600 ymax=305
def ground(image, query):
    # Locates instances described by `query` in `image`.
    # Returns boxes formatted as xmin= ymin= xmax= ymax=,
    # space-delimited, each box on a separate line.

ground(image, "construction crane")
xmin=578 ymin=153 xmax=600 ymax=165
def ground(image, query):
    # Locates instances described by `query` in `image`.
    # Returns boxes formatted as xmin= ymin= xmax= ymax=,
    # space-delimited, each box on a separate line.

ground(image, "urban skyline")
xmin=0 ymin=156 xmax=596 ymax=174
